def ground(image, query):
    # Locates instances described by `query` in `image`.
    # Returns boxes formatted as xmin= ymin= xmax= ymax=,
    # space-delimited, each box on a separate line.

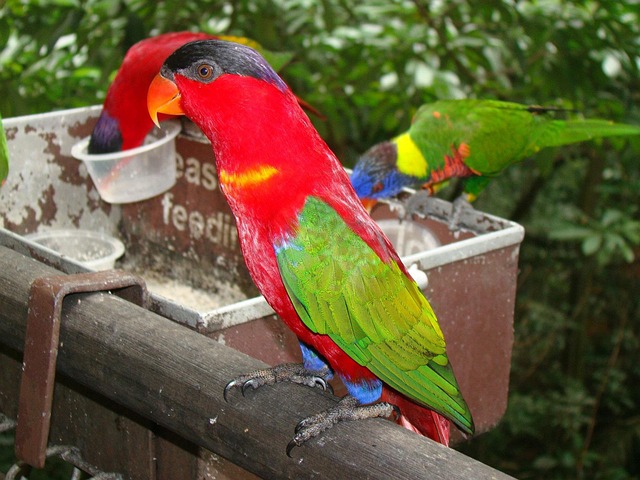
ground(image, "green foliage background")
xmin=1 ymin=0 xmax=640 ymax=478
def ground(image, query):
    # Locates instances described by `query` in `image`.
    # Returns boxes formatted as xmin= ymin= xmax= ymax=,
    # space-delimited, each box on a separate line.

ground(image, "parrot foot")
xmin=404 ymin=191 xmax=443 ymax=222
xmin=286 ymin=395 xmax=398 ymax=457
xmin=224 ymin=363 xmax=333 ymax=402
xmin=449 ymin=194 xmax=474 ymax=233
xmin=404 ymin=191 xmax=474 ymax=233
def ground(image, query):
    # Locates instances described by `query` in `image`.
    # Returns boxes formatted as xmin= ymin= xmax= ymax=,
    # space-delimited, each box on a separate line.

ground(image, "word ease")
xmin=159 ymin=154 xmax=239 ymax=249
xmin=176 ymin=152 xmax=217 ymax=191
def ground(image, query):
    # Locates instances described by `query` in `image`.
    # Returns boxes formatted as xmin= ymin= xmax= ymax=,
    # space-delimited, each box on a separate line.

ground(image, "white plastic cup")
xmin=376 ymin=219 xmax=441 ymax=257
xmin=26 ymin=229 xmax=125 ymax=270
xmin=71 ymin=122 xmax=181 ymax=204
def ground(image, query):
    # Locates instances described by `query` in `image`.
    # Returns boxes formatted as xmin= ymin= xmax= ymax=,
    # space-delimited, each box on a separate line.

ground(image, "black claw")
xmin=311 ymin=376 xmax=334 ymax=395
xmin=314 ymin=377 xmax=327 ymax=391
xmin=241 ymin=379 xmax=258 ymax=396
xmin=391 ymin=405 xmax=402 ymax=421
xmin=325 ymin=381 xmax=334 ymax=395
xmin=286 ymin=439 xmax=299 ymax=458
xmin=223 ymin=380 xmax=237 ymax=402
xmin=294 ymin=418 xmax=306 ymax=434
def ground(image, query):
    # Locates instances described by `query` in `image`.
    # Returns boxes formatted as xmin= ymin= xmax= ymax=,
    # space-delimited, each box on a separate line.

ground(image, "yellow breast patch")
xmin=219 ymin=164 xmax=280 ymax=189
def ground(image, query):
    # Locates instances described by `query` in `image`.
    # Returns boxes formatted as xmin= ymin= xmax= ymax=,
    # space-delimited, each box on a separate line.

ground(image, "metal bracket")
xmin=15 ymin=270 xmax=148 ymax=469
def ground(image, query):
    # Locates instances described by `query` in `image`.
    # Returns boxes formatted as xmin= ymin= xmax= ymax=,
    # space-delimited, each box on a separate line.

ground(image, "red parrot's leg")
xmin=287 ymin=395 xmax=398 ymax=457
xmin=224 ymin=363 xmax=333 ymax=402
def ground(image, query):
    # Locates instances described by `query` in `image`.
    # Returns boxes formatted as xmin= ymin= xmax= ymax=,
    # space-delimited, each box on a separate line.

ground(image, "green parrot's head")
xmin=351 ymin=140 xmax=416 ymax=208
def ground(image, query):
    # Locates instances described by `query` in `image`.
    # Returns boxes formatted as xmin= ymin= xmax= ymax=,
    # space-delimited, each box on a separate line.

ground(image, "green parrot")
xmin=351 ymin=99 xmax=640 ymax=219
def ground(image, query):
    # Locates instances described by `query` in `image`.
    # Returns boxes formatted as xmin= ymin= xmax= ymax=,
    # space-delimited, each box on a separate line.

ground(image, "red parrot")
xmin=147 ymin=40 xmax=473 ymax=453
xmin=89 ymin=32 xmax=321 ymax=154
xmin=89 ymin=32 xmax=215 ymax=153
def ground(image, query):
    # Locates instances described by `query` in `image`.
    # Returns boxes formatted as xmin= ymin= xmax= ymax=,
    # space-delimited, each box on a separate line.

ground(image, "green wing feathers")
xmin=275 ymin=197 xmax=474 ymax=433
xmin=410 ymin=99 xmax=640 ymax=180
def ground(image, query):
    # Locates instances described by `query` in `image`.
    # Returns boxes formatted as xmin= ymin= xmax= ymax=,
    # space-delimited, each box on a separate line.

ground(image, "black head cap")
xmin=161 ymin=39 xmax=287 ymax=92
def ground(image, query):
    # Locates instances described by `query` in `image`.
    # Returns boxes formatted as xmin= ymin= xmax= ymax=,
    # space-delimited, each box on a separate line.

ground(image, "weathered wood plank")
xmin=0 ymin=246 xmax=513 ymax=479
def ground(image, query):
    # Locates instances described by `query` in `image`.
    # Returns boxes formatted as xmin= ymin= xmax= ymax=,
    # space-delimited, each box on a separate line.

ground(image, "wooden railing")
xmin=0 ymin=245 xmax=513 ymax=479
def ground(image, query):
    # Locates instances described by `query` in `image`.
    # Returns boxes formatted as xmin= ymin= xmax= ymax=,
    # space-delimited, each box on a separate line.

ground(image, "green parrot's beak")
xmin=147 ymin=73 xmax=184 ymax=127
xmin=361 ymin=198 xmax=378 ymax=213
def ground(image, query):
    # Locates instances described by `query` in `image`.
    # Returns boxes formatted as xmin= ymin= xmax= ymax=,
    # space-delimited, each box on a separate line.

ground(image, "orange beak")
xmin=147 ymin=73 xmax=184 ymax=127
xmin=360 ymin=198 xmax=378 ymax=213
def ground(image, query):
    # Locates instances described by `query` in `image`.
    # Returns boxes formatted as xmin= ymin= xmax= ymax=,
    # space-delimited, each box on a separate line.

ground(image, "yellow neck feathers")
xmin=219 ymin=164 xmax=280 ymax=189
xmin=393 ymin=132 xmax=428 ymax=178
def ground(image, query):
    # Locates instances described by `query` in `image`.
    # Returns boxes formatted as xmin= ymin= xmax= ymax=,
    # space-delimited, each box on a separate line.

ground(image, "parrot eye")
xmin=196 ymin=64 xmax=214 ymax=80
xmin=372 ymin=182 xmax=384 ymax=194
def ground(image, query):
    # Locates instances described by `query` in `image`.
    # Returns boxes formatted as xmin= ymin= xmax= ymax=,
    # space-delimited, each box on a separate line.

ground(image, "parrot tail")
xmin=381 ymin=387 xmax=451 ymax=446
xmin=547 ymin=119 xmax=640 ymax=147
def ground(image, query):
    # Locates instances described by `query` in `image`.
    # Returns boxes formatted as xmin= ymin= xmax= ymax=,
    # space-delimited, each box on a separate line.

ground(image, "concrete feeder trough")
xmin=0 ymin=106 xmax=524 ymax=446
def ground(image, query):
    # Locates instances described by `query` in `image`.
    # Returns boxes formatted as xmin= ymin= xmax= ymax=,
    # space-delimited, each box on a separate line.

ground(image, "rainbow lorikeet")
xmin=0 ymin=113 xmax=8 ymax=187
xmin=88 ymin=31 xmax=315 ymax=154
xmin=147 ymin=40 xmax=474 ymax=453
xmin=351 ymin=99 xmax=640 ymax=216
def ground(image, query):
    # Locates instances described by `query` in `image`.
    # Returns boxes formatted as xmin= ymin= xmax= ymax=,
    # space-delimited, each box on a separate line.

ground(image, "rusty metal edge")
xmin=0 ymin=228 xmax=203 ymax=330
xmin=2 ymin=105 xmax=103 ymax=128
xmin=1 ymin=210 xmax=523 ymax=334
xmin=404 ymin=219 xmax=525 ymax=271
